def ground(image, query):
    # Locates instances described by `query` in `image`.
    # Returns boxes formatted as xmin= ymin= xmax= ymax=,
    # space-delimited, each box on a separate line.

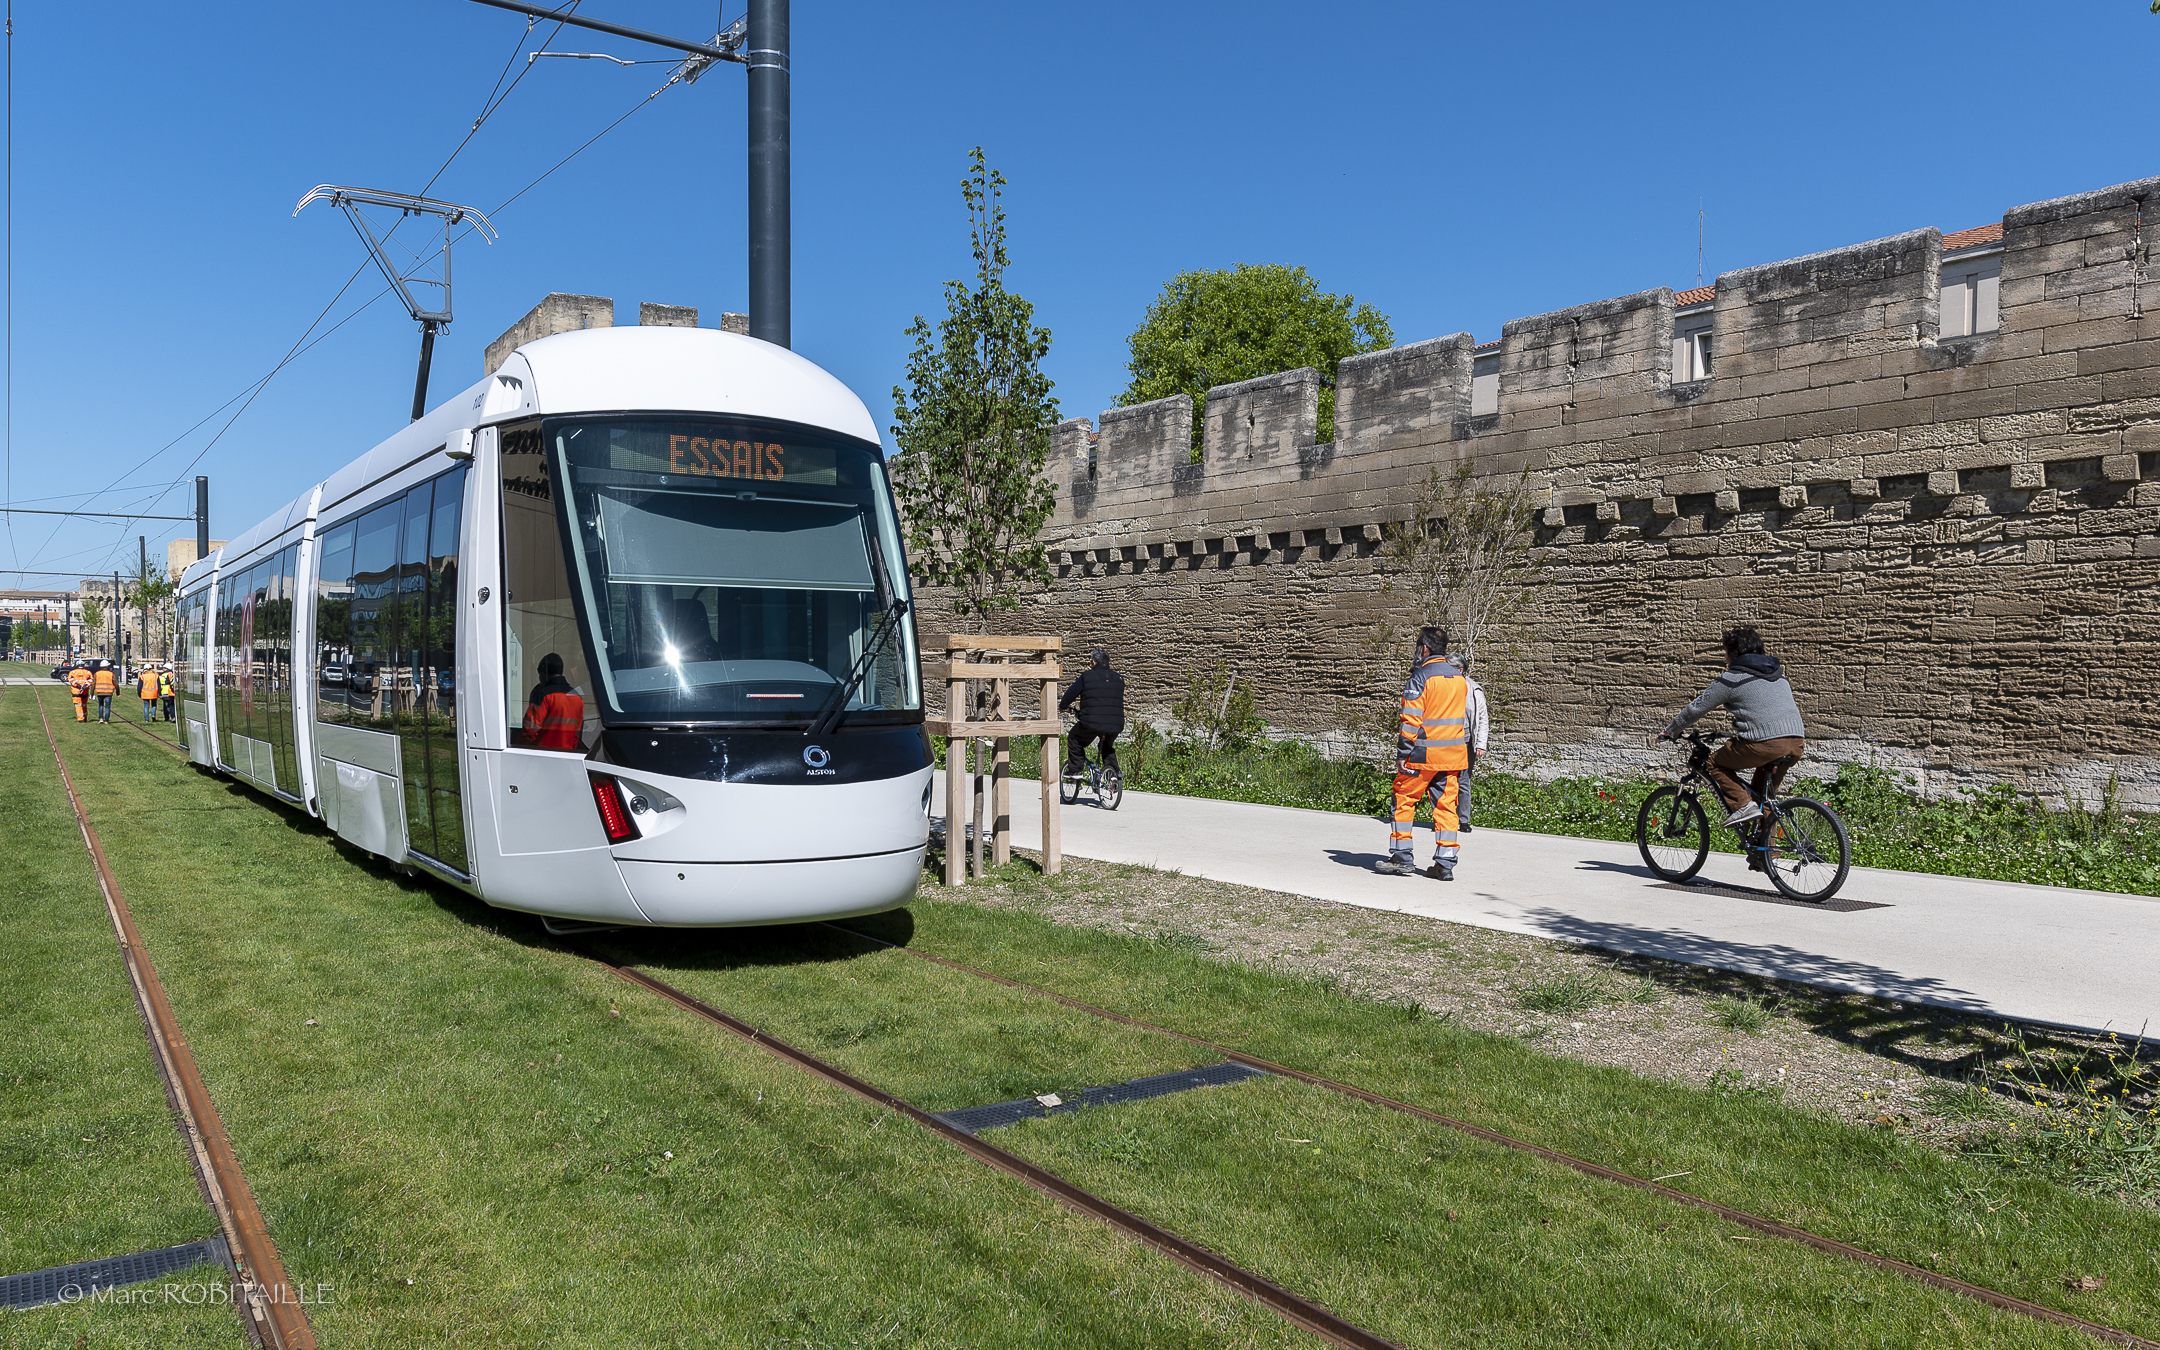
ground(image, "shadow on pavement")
xmin=1510 ymin=905 xmax=1993 ymax=1017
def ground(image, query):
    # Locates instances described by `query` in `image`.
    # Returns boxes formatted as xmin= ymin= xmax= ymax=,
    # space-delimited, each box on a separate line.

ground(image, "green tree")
xmin=889 ymin=147 xmax=1060 ymax=628
xmin=126 ymin=562 xmax=177 ymax=660
xmin=1119 ymin=263 xmax=1393 ymax=455
xmin=80 ymin=598 xmax=104 ymax=645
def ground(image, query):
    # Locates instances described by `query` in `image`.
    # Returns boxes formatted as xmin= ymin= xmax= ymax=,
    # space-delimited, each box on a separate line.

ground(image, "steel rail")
xmin=828 ymin=923 xmax=2160 ymax=1350
xmin=576 ymin=949 xmax=1402 ymax=1350
xmin=29 ymin=685 xmax=316 ymax=1349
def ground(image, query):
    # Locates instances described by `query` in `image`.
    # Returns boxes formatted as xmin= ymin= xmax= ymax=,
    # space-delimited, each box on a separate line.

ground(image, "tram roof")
xmin=178 ymin=328 xmax=879 ymax=593
xmin=502 ymin=326 xmax=881 ymax=446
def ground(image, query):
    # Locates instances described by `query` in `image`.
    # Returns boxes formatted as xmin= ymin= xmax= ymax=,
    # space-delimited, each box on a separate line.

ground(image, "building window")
xmin=1940 ymin=254 xmax=2001 ymax=338
xmin=1672 ymin=314 xmax=1713 ymax=382
xmin=1471 ymin=353 xmax=1499 ymax=415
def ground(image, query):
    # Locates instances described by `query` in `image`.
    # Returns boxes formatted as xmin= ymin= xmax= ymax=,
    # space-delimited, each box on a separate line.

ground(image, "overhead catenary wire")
xmin=25 ymin=2 xmax=610 ymax=581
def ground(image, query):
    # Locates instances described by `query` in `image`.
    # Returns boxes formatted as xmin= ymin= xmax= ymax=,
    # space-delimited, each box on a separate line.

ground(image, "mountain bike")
xmin=1059 ymin=737 xmax=1124 ymax=811
xmin=1636 ymin=730 xmax=1851 ymax=902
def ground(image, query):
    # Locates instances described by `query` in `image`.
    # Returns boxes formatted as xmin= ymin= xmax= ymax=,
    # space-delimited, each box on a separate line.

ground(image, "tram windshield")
xmin=526 ymin=416 xmax=919 ymax=729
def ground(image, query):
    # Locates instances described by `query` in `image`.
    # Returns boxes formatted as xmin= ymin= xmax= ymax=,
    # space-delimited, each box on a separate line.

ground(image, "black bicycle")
xmin=1059 ymin=740 xmax=1123 ymax=811
xmin=1636 ymin=730 xmax=1851 ymax=902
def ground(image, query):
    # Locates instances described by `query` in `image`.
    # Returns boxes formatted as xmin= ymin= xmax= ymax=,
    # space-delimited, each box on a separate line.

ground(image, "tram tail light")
xmin=589 ymin=773 xmax=641 ymax=844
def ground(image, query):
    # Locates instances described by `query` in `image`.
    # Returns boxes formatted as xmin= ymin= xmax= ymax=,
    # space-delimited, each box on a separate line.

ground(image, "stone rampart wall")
xmin=919 ymin=175 xmax=2160 ymax=806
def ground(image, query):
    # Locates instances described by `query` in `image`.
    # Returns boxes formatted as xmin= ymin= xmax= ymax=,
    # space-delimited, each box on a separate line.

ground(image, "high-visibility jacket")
xmin=67 ymin=668 xmax=93 ymax=695
xmin=523 ymin=689 xmax=585 ymax=750
xmin=160 ymin=672 xmax=176 ymax=698
xmin=139 ymin=670 xmax=160 ymax=699
xmin=93 ymin=667 xmax=117 ymax=697
xmin=1396 ymin=656 xmax=1471 ymax=773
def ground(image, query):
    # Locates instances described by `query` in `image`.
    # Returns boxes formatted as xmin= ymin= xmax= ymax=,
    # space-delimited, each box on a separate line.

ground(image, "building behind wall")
xmin=915 ymin=173 xmax=2160 ymax=808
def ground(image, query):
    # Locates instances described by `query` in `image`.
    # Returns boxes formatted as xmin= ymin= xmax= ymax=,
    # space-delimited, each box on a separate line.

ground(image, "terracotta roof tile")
xmin=1473 ymin=339 xmax=1500 ymax=352
xmin=1942 ymin=222 xmax=2003 ymax=252
xmin=1673 ymin=285 xmax=1715 ymax=306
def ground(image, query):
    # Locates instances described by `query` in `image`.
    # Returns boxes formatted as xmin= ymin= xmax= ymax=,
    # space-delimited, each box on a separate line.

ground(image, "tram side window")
xmin=267 ymin=545 xmax=299 ymax=791
xmin=179 ymin=590 xmax=207 ymax=700
xmin=395 ymin=481 xmax=439 ymax=862
xmin=501 ymin=424 xmax=589 ymax=751
xmin=345 ymin=503 xmax=403 ymax=728
xmin=422 ymin=468 xmax=467 ymax=869
xmin=315 ymin=521 xmax=356 ymax=723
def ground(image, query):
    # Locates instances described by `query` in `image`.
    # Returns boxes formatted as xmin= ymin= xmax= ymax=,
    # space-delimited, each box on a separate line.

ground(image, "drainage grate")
xmin=933 ymin=1062 xmax=1269 ymax=1134
xmin=0 ymin=1238 xmax=231 ymax=1310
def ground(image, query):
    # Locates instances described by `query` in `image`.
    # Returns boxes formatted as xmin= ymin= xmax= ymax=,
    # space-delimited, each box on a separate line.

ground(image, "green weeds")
xmin=1708 ymin=995 xmax=1777 ymax=1035
xmin=1512 ymin=972 xmax=1605 ymax=1014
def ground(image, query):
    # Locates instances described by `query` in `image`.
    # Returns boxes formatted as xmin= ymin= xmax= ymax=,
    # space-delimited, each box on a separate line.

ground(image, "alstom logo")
xmin=803 ymin=744 xmax=834 ymax=774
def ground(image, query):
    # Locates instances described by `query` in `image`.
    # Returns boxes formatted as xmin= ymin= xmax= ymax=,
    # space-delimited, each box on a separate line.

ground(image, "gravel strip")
xmin=936 ymin=852 xmax=2153 ymax=1162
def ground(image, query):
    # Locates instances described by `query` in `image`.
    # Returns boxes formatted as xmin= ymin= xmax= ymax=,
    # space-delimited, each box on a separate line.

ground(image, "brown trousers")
xmin=1706 ymin=736 xmax=1805 ymax=813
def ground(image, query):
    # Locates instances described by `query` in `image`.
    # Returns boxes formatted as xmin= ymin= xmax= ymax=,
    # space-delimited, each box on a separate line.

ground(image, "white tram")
xmin=173 ymin=327 xmax=931 ymax=927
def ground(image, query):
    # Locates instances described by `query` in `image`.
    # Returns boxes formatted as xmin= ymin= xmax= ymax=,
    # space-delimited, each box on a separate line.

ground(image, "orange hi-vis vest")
xmin=67 ymin=668 xmax=93 ymax=695
xmin=139 ymin=670 xmax=160 ymax=699
xmin=1396 ymin=656 xmax=1471 ymax=773
xmin=524 ymin=689 xmax=585 ymax=750
xmin=93 ymin=667 xmax=117 ymax=697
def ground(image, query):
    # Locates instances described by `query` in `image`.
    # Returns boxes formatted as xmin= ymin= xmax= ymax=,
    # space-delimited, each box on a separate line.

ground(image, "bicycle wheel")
xmin=1099 ymin=766 xmax=1124 ymax=811
xmin=1059 ymin=767 xmax=1082 ymax=806
xmin=1763 ymin=798 xmax=1851 ymax=902
xmin=1636 ymin=785 xmax=1710 ymax=882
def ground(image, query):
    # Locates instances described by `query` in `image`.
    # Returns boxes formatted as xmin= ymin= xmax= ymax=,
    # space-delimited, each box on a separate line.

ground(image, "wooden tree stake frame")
xmin=923 ymin=634 xmax=1062 ymax=886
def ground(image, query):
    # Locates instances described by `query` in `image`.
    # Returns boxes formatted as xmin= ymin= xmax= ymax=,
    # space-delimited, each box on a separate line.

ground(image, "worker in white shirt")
xmin=1456 ymin=653 xmax=1491 ymax=832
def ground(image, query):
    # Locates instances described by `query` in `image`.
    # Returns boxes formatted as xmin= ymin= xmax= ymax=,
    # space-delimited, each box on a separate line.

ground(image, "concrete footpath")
xmin=941 ymin=779 xmax=2158 ymax=1037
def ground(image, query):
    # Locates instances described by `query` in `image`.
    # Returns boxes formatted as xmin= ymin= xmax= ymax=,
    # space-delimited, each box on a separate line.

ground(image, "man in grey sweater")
xmin=1660 ymin=625 xmax=1807 ymax=827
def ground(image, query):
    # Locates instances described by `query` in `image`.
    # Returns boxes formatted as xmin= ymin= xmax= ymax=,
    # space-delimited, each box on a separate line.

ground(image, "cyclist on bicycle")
xmin=1660 ymin=624 xmax=1807 ymax=829
xmin=1060 ymin=646 xmax=1125 ymax=780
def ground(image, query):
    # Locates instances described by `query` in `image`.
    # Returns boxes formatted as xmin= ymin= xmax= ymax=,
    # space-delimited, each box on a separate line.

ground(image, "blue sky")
xmin=4 ymin=1 xmax=2154 ymax=584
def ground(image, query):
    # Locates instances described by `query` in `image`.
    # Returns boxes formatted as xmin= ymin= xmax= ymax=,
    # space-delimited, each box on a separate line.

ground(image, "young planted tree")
xmin=890 ymin=147 xmax=1060 ymax=630
xmin=1347 ymin=462 xmax=1544 ymax=750
xmin=1120 ymin=263 xmax=1392 ymax=456
xmin=890 ymin=148 xmax=1061 ymax=878
xmin=126 ymin=563 xmax=177 ymax=660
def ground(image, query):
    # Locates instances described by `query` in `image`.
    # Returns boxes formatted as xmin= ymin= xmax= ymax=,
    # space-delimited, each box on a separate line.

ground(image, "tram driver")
xmin=522 ymin=652 xmax=587 ymax=751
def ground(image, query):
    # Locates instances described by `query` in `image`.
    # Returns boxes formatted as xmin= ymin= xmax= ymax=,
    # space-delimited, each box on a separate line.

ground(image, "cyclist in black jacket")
xmin=1059 ymin=647 xmax=1126 ymax=778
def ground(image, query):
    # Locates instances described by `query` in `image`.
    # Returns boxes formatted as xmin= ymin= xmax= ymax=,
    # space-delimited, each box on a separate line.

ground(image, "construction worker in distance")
xmin=160 ymin=665 xmax=177 ymax=723
xmin=138 ymin=662 xmax=161 ymax=723
xmin=93 ymin=659 xmax=118 ymax=724
xmin=1377 ymin=626 xmax=1471 ymax=880
xmin=521 ymin=652 xmax=585 ymax=751
xmin=67 ymin=660 xmax=93 ymax=722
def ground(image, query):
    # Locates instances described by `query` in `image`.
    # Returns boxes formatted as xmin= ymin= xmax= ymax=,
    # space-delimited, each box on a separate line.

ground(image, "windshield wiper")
xmin=806 ymin=599 xmax=909 ymax=739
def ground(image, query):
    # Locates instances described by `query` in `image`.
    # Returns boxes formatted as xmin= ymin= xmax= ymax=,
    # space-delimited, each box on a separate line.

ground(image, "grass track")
xmin=621 ymin=902 xmax=2159 ymax=1349
xmin=7 ymin=686 xmax=1302 ymax=1349
xmin=0 ymin=683 xmax=247 ymax=1350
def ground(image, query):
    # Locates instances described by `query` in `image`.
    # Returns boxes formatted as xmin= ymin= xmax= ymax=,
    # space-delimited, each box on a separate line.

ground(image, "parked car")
xmin=321 ymin=663 xmax=347 ymax=685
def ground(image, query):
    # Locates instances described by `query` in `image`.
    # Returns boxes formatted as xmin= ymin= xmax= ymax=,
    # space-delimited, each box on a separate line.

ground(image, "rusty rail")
xmin=579 ymin=949 xmax=1401 ymax=1350
xmin=30 ymin=685 xmax=316 ymax=1349
xmin=830 ymin=923 xmax=2160 ymax=1350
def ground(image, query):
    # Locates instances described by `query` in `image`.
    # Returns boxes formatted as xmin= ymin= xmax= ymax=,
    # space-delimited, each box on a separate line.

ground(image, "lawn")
xmin=0 ymin=683 xmax=246 ymax=1349
xmin=9 ymin=687 xmax=2155 ymax=1346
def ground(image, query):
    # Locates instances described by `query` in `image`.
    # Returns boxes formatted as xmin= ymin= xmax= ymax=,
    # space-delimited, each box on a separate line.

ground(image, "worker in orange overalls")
xmin=1376 ymin=626 xmax=1471 ymax=881
xmin=521 ymin=652 xmax=585 ymax=751
xmin=92 ymin=660 xmax=119 ymax=724
xmin=138 ymin=663 xmax=162 ymax=722
xmin=67 ymin=661 xmax=93 ymax=722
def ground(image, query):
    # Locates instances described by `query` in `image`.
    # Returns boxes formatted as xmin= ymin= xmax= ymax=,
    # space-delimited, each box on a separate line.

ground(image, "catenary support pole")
xmin=138 ymin=536 xmax=148 ymax=661
xmin=747 ymin=0 xmax=789 ymax=348
xmin=195 ymin=476 xmax=209 ymax=560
